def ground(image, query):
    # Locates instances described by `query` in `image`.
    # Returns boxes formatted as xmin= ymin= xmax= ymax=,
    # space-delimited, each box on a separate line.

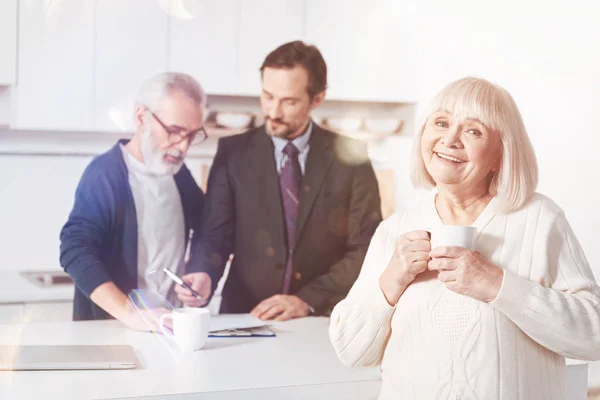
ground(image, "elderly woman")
xmin=329 ymin=77 xmax=600 ymax=399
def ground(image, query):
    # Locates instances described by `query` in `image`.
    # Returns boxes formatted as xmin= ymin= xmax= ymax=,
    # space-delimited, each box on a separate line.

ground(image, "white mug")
xmin=430 ymin=225 xmax=477 ymax=250
xmin=159 ymin=308 xmax=210 ymax=352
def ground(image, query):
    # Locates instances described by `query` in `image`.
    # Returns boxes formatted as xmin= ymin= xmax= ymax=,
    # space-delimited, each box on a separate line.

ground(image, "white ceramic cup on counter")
xmin=159 ymin=308 xmax=210 ymax=352
xmin=430 ymin=225 xmax=477 ymax=250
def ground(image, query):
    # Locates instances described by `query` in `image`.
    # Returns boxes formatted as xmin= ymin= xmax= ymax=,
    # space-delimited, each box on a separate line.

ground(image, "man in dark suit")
xmin=197 ymin=41 xmax=382 ymax=321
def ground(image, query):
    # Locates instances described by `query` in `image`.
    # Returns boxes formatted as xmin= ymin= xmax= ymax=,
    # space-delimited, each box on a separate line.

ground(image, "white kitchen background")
xmin=0 ymin=0 xmax=599 ymax=390
xmin=0 ymin=0 xmax=420 ymax=274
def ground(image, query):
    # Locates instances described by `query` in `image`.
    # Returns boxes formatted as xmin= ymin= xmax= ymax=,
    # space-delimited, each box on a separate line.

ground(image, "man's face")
xmin=140 ymin=90 xmax=204 ymax=176
xmin=260 ymin=66 xmax=321 ymax=139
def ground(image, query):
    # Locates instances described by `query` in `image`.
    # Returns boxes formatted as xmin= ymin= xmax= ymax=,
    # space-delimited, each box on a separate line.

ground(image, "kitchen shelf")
xmin=0 ymin=129 xmax=227 ymax=159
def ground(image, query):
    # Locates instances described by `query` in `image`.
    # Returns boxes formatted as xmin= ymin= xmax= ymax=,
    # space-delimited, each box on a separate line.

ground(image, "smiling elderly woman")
xmin=329 ymin=77 xmax=600 ymax=400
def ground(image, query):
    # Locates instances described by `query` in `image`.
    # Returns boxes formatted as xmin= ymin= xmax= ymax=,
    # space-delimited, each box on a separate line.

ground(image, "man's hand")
xmin=90 ymin=281 xmax=172 ymax=332
xmin=175 ymin=272 xmax=212 ymax=307
xmin=250 ymin=294 xmax=311 ymax=321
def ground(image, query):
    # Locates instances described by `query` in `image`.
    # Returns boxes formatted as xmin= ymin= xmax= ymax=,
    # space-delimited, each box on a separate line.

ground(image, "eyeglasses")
xmin=148 ymin=110 xmax=208 ymax=145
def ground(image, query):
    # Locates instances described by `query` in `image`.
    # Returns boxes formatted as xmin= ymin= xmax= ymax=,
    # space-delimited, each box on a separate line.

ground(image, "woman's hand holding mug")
xmin=379 ymin=230 xmax=431 ymax=306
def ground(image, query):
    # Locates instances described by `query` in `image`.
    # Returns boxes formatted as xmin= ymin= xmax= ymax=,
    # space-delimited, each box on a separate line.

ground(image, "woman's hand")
xmin=428 ymin=246 xmax=504 ymax=302
xmin=379 ymin=230 xmax=431 ymax=306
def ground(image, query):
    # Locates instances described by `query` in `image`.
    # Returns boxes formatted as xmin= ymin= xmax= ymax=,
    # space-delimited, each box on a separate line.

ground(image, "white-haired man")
xmin=60 ymin=73 xmax=212 ymax=331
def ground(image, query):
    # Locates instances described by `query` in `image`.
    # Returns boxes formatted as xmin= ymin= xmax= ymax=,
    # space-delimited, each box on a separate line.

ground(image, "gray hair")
xmin=135 ymin=72 xmax=207 ymax=112
xmin=410 ymin=77 xmax=539 ymax=213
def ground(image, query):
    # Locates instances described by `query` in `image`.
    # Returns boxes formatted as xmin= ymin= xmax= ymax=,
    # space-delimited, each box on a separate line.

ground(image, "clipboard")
xmin=209 ymin=325 xmax=276 ymax=338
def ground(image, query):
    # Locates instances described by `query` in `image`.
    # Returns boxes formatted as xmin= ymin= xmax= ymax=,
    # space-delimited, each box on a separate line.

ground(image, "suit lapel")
xmin=245 ymin=127 xmax=286 ymax=252
xmin=294 ymin=126 xmax=334 ymax=247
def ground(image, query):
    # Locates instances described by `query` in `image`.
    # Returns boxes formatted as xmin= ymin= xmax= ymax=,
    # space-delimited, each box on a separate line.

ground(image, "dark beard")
xmin=266 ymin=119 xmax=294 ymax=138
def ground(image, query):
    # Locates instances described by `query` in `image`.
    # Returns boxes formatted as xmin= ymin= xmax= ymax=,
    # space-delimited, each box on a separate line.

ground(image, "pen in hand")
xmin=163 ymin=268 xmax=204 ymax=301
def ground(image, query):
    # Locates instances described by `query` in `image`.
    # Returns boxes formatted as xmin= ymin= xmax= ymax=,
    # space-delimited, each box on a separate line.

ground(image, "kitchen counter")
xmin=0 ymin=317 xmax=590 ymax=400
xmin=0 ymin=128 xmax=221 ymax=159
xmin=0 ymin=271 xmax=73 ymax=304
xmin=0 ymin=317 xmax=381 ymax=400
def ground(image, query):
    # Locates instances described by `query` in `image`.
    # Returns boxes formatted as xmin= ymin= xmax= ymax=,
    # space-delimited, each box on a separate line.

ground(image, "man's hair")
xmin=135 ymin=72 xmax=207 ymax=113
xmin=260 ymin=40 xmax=327 ymax=98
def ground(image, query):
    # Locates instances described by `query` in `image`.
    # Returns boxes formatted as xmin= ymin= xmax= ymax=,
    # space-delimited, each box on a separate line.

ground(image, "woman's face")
xmin=421 ymin=110 xmax=502 ymax=193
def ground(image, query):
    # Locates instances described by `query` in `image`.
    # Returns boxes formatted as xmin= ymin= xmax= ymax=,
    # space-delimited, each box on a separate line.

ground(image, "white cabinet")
xmin=15 ymin=0 xmax=95 ymax=130
xmin=169 ymin=0 xmax=239 ymax=95
xmin=305 ymin=0 xmax=419 ymax=103
xmin=94 ymin=0 xmax=168 ymax=131
xmin=169 ymin=0 xmax=304 ymax=97
xmin=0 ymin=304 xmax=24 ymax=324
xmin=12 ymin=1 xmax=419 ymax=132
xmin=236 ymin=0 xmax=305 ymax=96
xmin=0 ymin=0 xmax=17 ymax=85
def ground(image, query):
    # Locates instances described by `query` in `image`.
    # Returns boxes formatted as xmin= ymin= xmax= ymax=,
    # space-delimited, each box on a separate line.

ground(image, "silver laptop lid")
xmin=0 ymin=345 xmax=139 ymax=370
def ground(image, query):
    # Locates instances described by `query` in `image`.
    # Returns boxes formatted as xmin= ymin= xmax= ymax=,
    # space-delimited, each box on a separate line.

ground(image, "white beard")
xmin=140 ymin=125 xmax=184 ymax=176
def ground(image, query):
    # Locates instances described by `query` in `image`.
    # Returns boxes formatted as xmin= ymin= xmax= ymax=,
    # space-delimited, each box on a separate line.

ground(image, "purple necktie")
xmin=279 ymin=142 xmax=301 ymax=294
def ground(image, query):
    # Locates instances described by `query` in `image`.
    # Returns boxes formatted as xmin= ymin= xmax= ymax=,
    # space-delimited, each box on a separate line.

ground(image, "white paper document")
xmin=208 ymin=314 xmax=270 ymax=333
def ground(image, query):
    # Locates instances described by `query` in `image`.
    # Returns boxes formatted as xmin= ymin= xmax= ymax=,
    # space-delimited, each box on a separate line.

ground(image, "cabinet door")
xmin=0 ymin=305 xmax=24 ymax=325
xmin=0 ymin=0 xmax=17 ymax=85
xmin=237 ymin=0 xmax=305 ymax=96
xmin=94 ymin=0 xmax=168 ymax=131
xmin=305 ymin=0 xmax=418 ymax=103
xmin=169 ymin=0 xmax=239 ymax=95
xmin=15 ymin=0 xmax=94 ymax=130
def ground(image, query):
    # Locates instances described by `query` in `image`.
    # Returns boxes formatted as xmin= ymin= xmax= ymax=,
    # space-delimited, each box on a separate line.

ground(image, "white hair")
xmin=135 ymin=72 xmax=207 ymax=113
xmin=410 ymin=77 xmax=539 ymax=213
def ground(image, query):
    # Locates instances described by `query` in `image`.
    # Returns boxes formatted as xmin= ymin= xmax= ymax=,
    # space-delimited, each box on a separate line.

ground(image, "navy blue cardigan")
xmin=60 ymin=140 xmax=206 ymax=320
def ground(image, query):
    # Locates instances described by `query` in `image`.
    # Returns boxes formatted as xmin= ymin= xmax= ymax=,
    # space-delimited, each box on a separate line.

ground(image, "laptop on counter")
xmin=0 ymin=345 xmax=139 ymax=370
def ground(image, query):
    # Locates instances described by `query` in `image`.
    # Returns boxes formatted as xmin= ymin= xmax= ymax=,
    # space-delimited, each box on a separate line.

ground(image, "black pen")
xmin=163 ymin=268 xmax=203 ymax=300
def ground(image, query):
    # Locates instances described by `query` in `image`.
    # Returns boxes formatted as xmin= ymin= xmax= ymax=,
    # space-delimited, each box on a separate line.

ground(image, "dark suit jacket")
xmin=194 ymin=124 xmax=382 ymax=314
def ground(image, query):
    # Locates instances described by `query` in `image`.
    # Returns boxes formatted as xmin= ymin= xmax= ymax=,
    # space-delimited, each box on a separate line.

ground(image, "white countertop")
xmin=0 ymin=317 xmax=380 ymax=400
xmin=0 ymin=316 xmax=591 ymax=400
xmin=111 ymin=380 xmax=383 ymax=400
xmin=0 ymin=272 xmax=73 ymax=304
